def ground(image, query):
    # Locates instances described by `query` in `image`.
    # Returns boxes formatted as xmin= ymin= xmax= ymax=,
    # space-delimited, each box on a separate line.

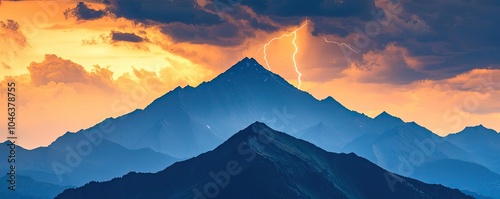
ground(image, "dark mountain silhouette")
xmin=56 ymin=122 xmax=472 ymax=199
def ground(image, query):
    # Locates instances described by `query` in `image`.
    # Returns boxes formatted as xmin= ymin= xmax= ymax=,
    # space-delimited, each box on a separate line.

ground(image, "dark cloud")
xmin=224 ymin=6 xmax=280 ymax=32
xmin=196 ymin=0 xmax=381 ymax=46
xmin=310 ymin=17 xmax=359 ymax=37
xmin=81 ymin=31 xmax=147 ymax=44
xmin=96 ymin=0 xmax=278 ymax=46
xmin=83 ymin=0 xmax=255 ymax=46
xmin=349 ymin=43 xmax=428 ymax=84
xmin=64 ymin=2 xmax=107 ymax=21
xmin=202 ymin=0 xmax=379 ymax=37
xmin=298 ymin=0 xmax=500 ymax=83
xmin=160 ymin=22 xmax=252 ymax=46
xmin=239 ymin=0 xmax=377 ymax=19
xmin=373 ymin=0 xmax=500 ymax=80
xmin=63 ymin=0 xmax=500 ymax=84
xmin=106 ymin=0 xmax=220 ymax=25
xmin=1 ymin=19 xmax=20 ymax=31
xmin=81 ymin=31 xmax=149 ymax=51
xmin=110 ymin=31 xmax=146 ymax=43
xmin=67 ymin=0 xmax=380 ymax=47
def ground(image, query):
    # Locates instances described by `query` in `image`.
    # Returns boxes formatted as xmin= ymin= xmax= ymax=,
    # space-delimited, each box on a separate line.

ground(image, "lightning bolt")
xmin=322 ymin=37 xmax=358 ymax=53
xmin=263 ymin=21 xmax=308 ymax=89
xmin=291 ymin=26 xmax=303 ymax=89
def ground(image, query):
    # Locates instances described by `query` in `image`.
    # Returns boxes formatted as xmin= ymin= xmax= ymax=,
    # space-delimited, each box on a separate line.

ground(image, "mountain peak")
xmin=207 ymin=56 xmax=296 ymax=90
xmin=241 ymin=56 xmax=258 ymax=63
xmin=231 ymin=57 xmax=267 ymax=71
xmin=321 ymin=96 xmax=340 ymax=104
xmin=1 ymin=140 xmax=14 ymax=145
xmin=374 ymin=111 xmax=404 ymax=123
xmin=376 ymin=111 xmax=391 ymax=118
xmin=247 ymin=121 xmax=267 ymax=131
xmin=460 ymin=124 xmax=498 ymax=135
xmin=469 ymin=124 xmax=485 ymax=129
xmin=238 ymin=121 xmax=276 ymax=138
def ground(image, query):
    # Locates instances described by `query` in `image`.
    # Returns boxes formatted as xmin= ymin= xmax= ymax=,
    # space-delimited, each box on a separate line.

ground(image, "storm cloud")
xmin=64 ymin=0 xmax=500 ymax=83
xmin=110 ymin=31 xmax=146 ymax=43
xmin=64 ymin=2 xmax=107 ymax=21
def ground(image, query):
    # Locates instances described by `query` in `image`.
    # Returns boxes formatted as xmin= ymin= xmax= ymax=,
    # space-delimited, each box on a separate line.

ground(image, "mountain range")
xmin=0 ymin=133 xmax=179 ymax=186
xmin=2 ymin=57 xmax=499 ymax=198
xmin=446 ymin=125 xmax=500 ymax=174
xmin=0 ymin=174 xmax=72 ymax=199
xmin=56 ymin=122 xmax=473 ymax=199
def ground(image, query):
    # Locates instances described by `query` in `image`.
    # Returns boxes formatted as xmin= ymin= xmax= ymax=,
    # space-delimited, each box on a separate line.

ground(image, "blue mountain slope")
xmin=413 ymin=159 xmax=500 ymax=199
xmin=0 ymin=138 xmax=178 ymax=187
xmin=344 ymin=122 xmax=474 ymax=168
xmin=446 ymin=125 xmax=500 ymax=174
xmin=298 ymin=122 xmax=348 ymax=152
xmin=0 ymin=175 xmax=73 ymax=199
xmin=6 ymin=57 xmax=499 ymax=198
xmin=91 ymin=57 xmax=377 ymax=158
xmin=343 ymin=122 xmax=500 ymax=198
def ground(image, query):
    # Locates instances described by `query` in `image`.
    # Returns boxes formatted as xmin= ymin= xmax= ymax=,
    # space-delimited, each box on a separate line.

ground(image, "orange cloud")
xmin=0 ymin=54 xmax=213 ymax=149
xmin=27 ymin=54 xmax=114 ymax=88
xmin=343 ymin=43 xmax=427 ymax=84
xmin=0 ymin=19 xmax=28 ymax=48
xmin=1 ymin=19 xmax=29 ymax=75
xmin=1 ymin=1 xmax=499 ymax=151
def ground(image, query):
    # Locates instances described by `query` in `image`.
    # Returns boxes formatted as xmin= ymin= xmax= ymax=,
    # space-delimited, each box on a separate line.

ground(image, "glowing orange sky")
xmin=1 ymin=1 xmax=499 ymax=149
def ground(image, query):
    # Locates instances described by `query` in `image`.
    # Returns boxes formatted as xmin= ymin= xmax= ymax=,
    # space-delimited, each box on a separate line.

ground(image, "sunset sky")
xmin=1 ymin=0 xmax=499 ymax=149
